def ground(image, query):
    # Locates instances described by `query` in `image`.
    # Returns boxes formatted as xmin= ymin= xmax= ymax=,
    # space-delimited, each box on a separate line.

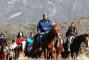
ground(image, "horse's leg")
xmin=56 ymin=48 xmax=62 ymax=60
xmin=43 ymin=48 xmax=47 ymax=59
xmin=2 ymin=52 xmax=6 ymax=60
xmin=76 ymin=50 xmax=79 ymax=57
xmin=45 ymin=49 xmax=48 ymax=59
xmin=37 ymin=46 xmax=42 ymax=58
xmin=71 ymin=50 xmax=74 ymax=59
xmin=51 ymin=50 xmax=54 ymax=60
xmin=50 ymin=48 xmax=55 ymax=60
xmin=15 ymin=48 xmax=20 ymax=59
xmin=47 ymin=49 xmax=51 ymax=59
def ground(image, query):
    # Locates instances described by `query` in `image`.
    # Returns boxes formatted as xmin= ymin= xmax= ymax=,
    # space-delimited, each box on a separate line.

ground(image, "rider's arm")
xmin=16 ymin=38 xmax=19 ymax=45
xmin=74 ymin=27 xmax=77 ymax=35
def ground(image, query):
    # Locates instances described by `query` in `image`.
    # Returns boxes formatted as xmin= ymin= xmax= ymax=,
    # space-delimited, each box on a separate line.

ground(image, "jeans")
xmin=39 ymin=33 xmax=46 ymax=47
xmin=26 ymin=42 xmax=32 ymax=48
xmin=67 ymin=36 xmax=74 ymax=48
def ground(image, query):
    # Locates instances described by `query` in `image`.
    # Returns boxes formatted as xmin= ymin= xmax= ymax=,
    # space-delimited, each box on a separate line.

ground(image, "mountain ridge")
xmin=0 ymin=0 xmax=89 ymax=23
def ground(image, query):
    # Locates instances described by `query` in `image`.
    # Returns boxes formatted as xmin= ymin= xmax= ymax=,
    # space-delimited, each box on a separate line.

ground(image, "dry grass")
xmin=0 ymin=18 xmax=89 ymax=44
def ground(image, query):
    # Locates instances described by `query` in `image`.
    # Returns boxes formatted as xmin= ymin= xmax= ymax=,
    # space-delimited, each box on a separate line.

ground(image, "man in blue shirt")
xmin=37 ymin=13 xmax=52 ymax=47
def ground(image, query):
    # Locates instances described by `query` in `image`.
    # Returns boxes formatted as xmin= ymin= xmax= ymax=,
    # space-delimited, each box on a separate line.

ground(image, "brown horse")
xmin=15 ymin=45 xmax=23 ymax=59
xmin=43 ymin=24 xmax=62 ymax=60
xmin=0 ymin=47 xmax=7 ymax=60
xmin=0 ymin=38 xmax=7 ymax=60
xmin=9 ymin=49 xmax=15 ymax=60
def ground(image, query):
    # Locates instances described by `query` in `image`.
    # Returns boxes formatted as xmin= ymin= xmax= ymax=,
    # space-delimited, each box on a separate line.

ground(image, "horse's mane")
xmin=45 ymin=24 xmax=60 ymax=44
xmin=74 ymin=34 xmax=89 ymax=41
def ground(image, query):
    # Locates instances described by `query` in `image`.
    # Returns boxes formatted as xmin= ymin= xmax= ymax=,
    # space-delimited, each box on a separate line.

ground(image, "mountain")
xmin=0 ymin=0 xmax=89 ymax=23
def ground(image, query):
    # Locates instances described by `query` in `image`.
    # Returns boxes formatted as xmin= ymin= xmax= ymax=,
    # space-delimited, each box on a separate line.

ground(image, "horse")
xmin=31 ymin=24 xmax=62 ymax=59
xmin=31 ymin=33 xmax=41 ymax=58
xmin=0 ymin=46 xmax=7 ymax=60
xmin=43 ymin=24 xmax=62 ymax=60
xmin=70 ymin=34 xmax=89 ymax=59
xmin=62 ymin=35 xmax=75 ymax=58
xmin=8 ymin=49 xmax=15 ymax=60
xmin=0 ymin=37 xmax=7 ymax=60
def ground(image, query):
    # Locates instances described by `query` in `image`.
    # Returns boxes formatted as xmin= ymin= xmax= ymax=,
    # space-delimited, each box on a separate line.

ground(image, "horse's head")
xmin=51 ymin=24 xmax=60 ymax=36
xmin=82 ymin=34 xmax=89 ymax=48
xmin=0 ymin=33 xmax=5 ymax=39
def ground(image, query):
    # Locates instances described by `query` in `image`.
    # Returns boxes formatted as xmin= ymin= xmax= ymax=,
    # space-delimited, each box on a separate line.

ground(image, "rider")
xmin=10 ymin=40 xmax=17 ymax=50
xmin=16 ymin=31 xmax=26 ymax=50
xmin=0 ymin=33 xmax=7 ymax=57
xmin=66 ymin=21 xmax=77 ymax=50
xmin=26 ymin=32 xmax=33 ymax=50
xmin=0 ymin=33 xmax=6 ymax=45
xmin=37 ymin=13 xmax=52 ymax=47
xmin=9 ymin=40 xmax=17 ymax=57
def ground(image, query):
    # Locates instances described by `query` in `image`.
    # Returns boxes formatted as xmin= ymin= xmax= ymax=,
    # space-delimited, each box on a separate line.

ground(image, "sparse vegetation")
xmin=0 ymin=18 xmax=89 ymax=45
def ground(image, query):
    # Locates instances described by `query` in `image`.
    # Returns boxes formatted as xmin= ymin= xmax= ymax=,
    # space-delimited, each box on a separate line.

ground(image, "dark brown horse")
xmin=43 ymin=24 xmax=62 ymax=60
xmin=0 ymin=39 xmax=7 ymax=60
xmin=15 ymin=44 xmax=23 ymax=60
xmin=31 ymin=33 xmax=41 ymax=58
xmin=70 ymin=34 xmax=89 ymax=59
xmin=0 ymin=46 xmax=7 ymax=60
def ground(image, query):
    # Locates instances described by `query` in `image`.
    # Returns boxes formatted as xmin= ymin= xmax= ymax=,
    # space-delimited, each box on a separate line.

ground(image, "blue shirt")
xmin=37 ymin=19 xmax=52 ymax=32
xmin=26 ymin=36 xmax=33 ymax=43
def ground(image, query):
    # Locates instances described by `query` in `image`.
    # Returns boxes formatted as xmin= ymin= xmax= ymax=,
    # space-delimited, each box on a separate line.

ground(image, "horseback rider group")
xmin=37 ymin=13 xmax=78 ymax=50
xmin=1 ymin=13 xmax=88 ymax=60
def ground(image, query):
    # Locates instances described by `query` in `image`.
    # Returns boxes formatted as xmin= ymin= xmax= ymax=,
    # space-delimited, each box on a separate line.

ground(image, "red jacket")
xmin=16 ymin=36 xmax=26 ymax=45
xmin=16 ymin=38 xmax=22 ymax=45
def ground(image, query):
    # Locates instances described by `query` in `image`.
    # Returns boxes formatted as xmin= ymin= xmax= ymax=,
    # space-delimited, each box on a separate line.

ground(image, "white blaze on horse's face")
xmin=1 ymin=35 xmax=4 ymax=38
xmin=54 ymin=25 xmax=59 ymax=33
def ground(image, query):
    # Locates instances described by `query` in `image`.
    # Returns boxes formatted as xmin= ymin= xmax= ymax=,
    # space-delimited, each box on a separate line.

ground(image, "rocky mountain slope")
xmin=1 ymin=0 xmax=89 ymax=23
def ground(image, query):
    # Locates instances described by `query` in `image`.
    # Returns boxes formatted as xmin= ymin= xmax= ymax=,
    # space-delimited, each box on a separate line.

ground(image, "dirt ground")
xmin=17 ymin=48 xmax=89 ymax=60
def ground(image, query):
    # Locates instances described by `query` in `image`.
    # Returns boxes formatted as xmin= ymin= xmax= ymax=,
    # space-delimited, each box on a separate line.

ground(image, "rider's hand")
xmin=45 ymin=31 xmax=48 ymax=34
xmin=43 ymin=28 xmax=47 ymax=31
xmin=38 ymin=31 xmax=40 ymax=34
